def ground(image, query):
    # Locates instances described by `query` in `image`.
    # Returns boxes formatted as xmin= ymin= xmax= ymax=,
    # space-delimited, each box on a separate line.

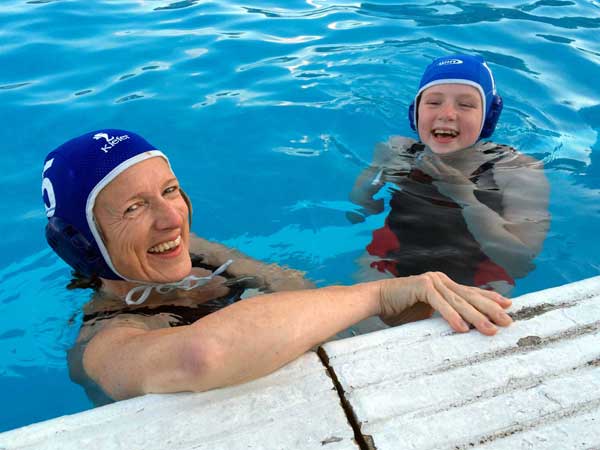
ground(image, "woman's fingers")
xmin=421 ymin=284 xmax=471 ymax=333
xmin=452 ymin=285 xmax=513 ymax=326
xmin=432 ymin=280 xmax=499 ymax=335
xmin=421 ymin=272 xmax=513 ymax=335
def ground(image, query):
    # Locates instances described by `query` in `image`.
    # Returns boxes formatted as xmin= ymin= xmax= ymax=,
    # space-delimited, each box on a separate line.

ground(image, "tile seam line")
xmin=317 ymin=346 xmax=376 ymax=450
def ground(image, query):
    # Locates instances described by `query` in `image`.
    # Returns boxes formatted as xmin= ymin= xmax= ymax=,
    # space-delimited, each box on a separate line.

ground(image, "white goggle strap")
xmin=124 ymin=259 xmax=235 ymax=306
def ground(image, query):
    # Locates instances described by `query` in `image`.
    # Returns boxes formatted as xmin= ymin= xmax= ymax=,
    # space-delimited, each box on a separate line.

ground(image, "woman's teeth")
xmin=148 ymin=236 xmax=181 ymax=254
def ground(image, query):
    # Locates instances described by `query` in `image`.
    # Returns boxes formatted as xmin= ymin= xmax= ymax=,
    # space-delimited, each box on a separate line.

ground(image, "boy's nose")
xmin=438 ymin=103 xmax=457 ymax=120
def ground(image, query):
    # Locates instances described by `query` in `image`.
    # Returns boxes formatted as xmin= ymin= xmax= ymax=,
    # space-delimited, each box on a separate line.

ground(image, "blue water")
xmin=1 ymin=0 xmax=599 ymax=433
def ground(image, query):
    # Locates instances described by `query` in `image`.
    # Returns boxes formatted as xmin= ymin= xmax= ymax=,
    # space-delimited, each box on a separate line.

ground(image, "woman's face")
xmin=94 ymin=157 xmax=192 ymax=283
xmin=417 ymin=83 xmax=483 ymax=154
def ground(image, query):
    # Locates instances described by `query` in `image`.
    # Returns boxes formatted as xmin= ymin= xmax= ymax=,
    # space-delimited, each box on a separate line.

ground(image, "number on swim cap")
xmin=42 ymin=158 xmax=56 ymax=218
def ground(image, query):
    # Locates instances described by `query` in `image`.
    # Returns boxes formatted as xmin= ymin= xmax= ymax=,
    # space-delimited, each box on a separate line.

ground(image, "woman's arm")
xmin=188 ymin=234 xmax=315 ymax=291
xmin=82 ymin=272 xmax=512 ymax=401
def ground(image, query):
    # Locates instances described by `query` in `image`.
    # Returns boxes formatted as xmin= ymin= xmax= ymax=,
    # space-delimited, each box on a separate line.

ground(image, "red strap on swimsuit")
xmin=366 ymin=221 xmax=400 ymax=257
xmin=473 ymin=259 xmax=515 ymax=288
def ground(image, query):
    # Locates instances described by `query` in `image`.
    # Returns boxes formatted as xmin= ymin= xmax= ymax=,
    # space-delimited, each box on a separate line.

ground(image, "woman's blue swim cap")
xmin=408 ymin=54 xmax=503 ymax=139
xmin=42 ymin=129 xmax=170 ymax=280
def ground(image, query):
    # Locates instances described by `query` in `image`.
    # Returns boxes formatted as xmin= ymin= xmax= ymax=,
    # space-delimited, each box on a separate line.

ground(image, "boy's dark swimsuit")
xmin=366 ymin=142 xmax=516 ymax=290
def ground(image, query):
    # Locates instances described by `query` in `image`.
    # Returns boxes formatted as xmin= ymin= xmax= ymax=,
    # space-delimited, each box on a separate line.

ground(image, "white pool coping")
xmin=1 ymin=276 xmax=599 ymax=450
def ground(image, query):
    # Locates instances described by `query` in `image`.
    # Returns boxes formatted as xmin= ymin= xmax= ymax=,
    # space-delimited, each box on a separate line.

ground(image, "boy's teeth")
xmin=148 ymin=236 xmax=181 ymax=253
xmin=434 ymin=129 xmax=458 ymax=137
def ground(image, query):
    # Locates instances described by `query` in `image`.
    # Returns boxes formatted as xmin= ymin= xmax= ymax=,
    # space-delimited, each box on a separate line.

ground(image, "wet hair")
xmin=67 ymin=272 xmax=103 ymax=291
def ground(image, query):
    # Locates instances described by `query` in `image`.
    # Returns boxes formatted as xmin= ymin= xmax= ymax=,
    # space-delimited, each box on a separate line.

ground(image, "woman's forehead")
xmin=98 ymin=157 xmax=175 ymax=199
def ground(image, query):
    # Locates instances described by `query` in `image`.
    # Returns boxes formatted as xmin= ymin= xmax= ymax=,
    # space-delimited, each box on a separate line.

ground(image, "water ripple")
xmin=155 ymin=0 xmax=202 ymax=11
xmin=357 ymin=2 xmax=600 ymax=29
xmin=243 ymin=5 xmax=358 ymax=19
xmin=0 ymin=81 xmax=32 ymax=90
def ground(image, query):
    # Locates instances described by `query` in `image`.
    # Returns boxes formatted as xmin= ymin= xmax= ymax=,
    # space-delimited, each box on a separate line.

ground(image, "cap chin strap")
xmin=124 ymin=259 xmax=234 ymax=306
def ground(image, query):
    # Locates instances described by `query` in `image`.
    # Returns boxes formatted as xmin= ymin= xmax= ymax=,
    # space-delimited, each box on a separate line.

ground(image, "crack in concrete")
xmin=317 ymin=347 xmax=376 ymax=450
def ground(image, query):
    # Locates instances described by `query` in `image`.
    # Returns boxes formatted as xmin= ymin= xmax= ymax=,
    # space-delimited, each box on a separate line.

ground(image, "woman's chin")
xmin=153 ymin=264 xmax=192 ymax=283
xmin=120 ymin=261 xmax=192 ymax=284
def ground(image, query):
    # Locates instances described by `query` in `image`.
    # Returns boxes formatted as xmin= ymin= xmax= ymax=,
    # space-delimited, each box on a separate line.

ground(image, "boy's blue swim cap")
xmin=42 ymin=129 xmax=170 ymax=280
xmin=408 ymin=54 xmax=503 ymax=139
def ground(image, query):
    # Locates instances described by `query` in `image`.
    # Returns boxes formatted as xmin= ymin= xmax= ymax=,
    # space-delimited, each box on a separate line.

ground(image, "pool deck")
xmin=1 ymin=276 xmax=599 ymax=449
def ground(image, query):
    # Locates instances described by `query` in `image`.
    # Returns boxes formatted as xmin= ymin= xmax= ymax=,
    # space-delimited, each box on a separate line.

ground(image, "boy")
xmin=349 ymin=54 xmax=550 ymax=304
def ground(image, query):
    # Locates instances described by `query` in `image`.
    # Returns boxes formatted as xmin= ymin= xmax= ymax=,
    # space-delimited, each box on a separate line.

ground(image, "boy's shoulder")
xmin=371 ymin=135 xmax=421 ymax=169
xmin=387 ymin=135 xmax=419 ymax=152
xmin=477 ymin=141 xmax=546 ymax=170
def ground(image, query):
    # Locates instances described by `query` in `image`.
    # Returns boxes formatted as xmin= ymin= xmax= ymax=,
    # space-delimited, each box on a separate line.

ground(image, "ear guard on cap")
xmin=45 ymin=217 xmax=119 ymax=280
xmin=479 ymin=94 xmax=503 ymax=139
xmin=408 ymin=100 xmax=417 ymax=132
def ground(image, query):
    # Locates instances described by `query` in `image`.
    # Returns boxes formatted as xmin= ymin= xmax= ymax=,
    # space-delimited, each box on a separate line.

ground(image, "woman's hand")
xmin=378 ymin=272 xmax=513 ymax=335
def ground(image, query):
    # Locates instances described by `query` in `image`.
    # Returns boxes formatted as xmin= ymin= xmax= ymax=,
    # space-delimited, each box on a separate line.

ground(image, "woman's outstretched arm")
xmin=82 ymin=272 xmax=512 ymax=401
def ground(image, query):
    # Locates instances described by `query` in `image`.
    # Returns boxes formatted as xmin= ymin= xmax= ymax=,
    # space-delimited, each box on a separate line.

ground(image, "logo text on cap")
xmin=93 ymin=133 xmax=130 ymax=153
xmin=438 ymin=59 xmax=463 ymax=66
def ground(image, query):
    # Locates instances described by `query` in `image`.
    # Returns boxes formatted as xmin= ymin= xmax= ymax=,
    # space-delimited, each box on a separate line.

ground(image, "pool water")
xmin=1 ymin=0 xmax=599 ymax=432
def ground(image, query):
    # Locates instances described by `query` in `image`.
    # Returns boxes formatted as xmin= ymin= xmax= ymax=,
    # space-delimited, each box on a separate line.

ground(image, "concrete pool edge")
xmin=1 ymin=275 xmax=599 ymax=449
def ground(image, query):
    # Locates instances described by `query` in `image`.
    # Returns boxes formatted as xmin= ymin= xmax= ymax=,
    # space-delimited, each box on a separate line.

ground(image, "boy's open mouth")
xmin=432 ymin=128 xmax=459 ymax=138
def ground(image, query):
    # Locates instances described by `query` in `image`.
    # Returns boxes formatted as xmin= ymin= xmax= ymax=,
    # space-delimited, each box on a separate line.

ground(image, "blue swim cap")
xmin=42 ymin=129 xmax=170 ymax=280
xmin=408 ymin=54 xmax=503 ymax=139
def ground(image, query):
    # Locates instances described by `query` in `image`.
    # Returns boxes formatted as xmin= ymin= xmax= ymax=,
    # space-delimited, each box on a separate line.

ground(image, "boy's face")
xmin=417 ymin=83 xmax=483 ymax=154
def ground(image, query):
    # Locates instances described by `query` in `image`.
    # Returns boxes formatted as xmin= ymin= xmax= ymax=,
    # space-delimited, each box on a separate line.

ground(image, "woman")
xmin=42 ymin=129 xmax=513 ymax=404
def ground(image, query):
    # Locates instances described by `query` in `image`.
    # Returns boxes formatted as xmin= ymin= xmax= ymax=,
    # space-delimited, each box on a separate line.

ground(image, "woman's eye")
xmin=164 ymin=185 xmax=179 ymax=195
xmin=125 ymin=202 xmax=144 ymax=215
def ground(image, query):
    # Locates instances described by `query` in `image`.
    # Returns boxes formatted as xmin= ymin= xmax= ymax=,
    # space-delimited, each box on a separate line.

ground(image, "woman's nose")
xmin=154 ymin=200 xmax=183 ymax=230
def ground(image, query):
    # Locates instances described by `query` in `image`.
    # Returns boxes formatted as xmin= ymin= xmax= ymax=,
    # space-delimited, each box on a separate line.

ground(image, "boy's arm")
xmin=348 ymin=138 xmax=416 ymax=222
xmin=430 ymin=153 xmax=550 ymax=279
xmin=188 ymin=234 xmax=315 ymax=291
xmin=348 ymin=164 xmax=386 ymax=218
